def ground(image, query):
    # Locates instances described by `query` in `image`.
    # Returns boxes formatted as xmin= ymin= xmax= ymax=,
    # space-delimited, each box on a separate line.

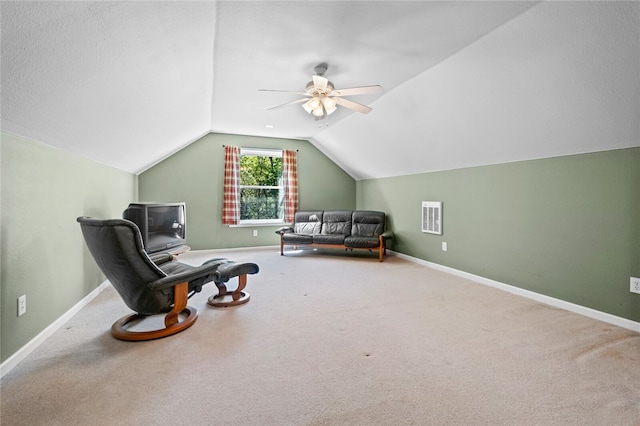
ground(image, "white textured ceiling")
xmin=2 ymin=1 xmax=639 ymax=179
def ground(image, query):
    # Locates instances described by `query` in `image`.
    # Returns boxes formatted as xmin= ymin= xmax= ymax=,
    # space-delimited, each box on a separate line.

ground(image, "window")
xmin=239 ymin=148 xmax=283 ymax=224
xmin=222 ymin=145 xmax=297 ymax=226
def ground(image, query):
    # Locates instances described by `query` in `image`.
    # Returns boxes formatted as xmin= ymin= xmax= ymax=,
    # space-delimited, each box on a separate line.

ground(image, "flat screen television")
xmin=123 ymin=202 xmax=186 ymax=253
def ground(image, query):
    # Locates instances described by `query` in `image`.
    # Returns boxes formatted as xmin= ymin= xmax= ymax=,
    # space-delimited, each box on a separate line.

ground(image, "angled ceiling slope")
xmin=1 ymin=1 xmax=216 ymax=174
xmin=314 ymin=1 xmax=640 ymax=180
xmin=2 ymin=1 xmax=639 ymax=179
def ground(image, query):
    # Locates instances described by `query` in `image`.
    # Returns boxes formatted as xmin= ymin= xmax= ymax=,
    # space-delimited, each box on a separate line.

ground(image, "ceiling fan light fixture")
xmin=303 ymin=96 xmax=327 ymax=117
xmin=308 ymin=97 xmax=321 ymax=110
xmin=322 ymin=96 xmax=337 ymax=115
xmin=302 ymin=100 xmax=313 ymax=114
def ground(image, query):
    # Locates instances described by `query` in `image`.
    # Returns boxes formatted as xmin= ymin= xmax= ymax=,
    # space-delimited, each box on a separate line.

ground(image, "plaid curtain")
xmin=282 ymin=149 xmax=298 ymax=223
xmin=222 ymin=145 xmax=241 ymax=225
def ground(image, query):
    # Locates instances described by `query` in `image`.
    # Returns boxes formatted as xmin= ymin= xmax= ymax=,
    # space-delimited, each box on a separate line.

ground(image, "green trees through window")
xmin=239 ymin=150 xmax=283 ymax=221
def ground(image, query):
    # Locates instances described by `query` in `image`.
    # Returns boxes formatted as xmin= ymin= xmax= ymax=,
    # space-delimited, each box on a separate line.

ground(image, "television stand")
xmin=164 ymin=245 xmax=191 ymax=256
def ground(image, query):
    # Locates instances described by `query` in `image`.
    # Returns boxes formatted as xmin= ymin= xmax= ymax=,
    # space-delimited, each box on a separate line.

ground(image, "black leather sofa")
xmin=275 ymin=210 xmax=393 ymax=262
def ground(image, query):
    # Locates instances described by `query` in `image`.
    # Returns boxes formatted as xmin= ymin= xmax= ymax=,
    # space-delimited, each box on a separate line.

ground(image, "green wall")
xmin=357 ymin=148 xmax=640 ymax=322
xmin=138 ymin=133 xmax=356 ymax=250
xmin=0 ymin=133 xmax=137 ymax=363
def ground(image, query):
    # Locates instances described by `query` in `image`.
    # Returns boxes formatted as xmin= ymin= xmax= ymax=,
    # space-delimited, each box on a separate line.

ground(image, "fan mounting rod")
xmin=314 ymin=63 xmax=328 ymax=76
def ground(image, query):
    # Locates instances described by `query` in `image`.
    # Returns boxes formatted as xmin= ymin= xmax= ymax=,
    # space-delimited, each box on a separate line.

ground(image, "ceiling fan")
xmin=259 ymin=63 xmax=383 ymax=121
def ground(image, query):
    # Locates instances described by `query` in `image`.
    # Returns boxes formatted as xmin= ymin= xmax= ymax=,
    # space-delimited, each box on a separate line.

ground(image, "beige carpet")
xmin=1 ymin=247 xmax=639 ymax=425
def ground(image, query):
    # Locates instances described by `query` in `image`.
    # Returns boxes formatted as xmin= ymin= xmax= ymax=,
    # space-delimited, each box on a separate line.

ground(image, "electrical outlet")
xmin=252 ymin=229 xmax=258 ymax=237
xmin=18 ymin=295 xmax=27 ymax=316
xmin=631 ymin=277 xmax=640 ymax=294
xmin=442 ymin=242 xmax=447 ymax=251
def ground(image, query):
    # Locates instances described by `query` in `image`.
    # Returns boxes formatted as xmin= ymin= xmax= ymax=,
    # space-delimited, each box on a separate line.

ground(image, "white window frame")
xmin=238 ymin=148 xmax=284 ymax=226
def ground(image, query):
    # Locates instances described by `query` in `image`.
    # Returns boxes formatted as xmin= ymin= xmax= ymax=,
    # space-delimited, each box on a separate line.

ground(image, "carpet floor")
xmin=1 ymin=247 xmax=639 ymax=425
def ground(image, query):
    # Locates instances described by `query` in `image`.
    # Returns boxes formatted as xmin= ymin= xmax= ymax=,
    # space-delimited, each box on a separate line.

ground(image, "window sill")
xmin=230 ymin=220 xmax=288 ymax=228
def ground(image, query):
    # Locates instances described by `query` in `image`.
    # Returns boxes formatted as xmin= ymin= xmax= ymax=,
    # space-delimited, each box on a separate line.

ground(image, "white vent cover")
xmin=422 ymin=201 xmax=442 ymax=235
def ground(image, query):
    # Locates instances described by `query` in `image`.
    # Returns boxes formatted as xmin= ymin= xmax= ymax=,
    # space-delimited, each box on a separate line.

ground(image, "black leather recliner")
xmin=77 ymin=216 xmax=259 ymax=341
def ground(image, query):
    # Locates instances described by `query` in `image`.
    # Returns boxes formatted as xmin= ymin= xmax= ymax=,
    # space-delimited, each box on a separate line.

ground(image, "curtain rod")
xmin=222 ymin=144 xmax=298 ymax=152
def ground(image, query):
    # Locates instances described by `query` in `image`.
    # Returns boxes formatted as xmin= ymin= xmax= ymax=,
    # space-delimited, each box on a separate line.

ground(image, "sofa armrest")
xmin=381 ymin=231 xmax=393 ymax=240
xmin=275 ymin=226 xmax=294 ymax=236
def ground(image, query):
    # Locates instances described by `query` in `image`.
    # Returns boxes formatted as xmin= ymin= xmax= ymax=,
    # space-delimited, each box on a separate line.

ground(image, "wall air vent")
xmin=422 ymin=201 xmax=442 ymax=235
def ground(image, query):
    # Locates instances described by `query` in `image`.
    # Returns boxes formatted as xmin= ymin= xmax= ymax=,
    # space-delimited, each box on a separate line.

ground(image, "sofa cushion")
xmin=292 ymin=210 xmax=323 ymax=235
xmin=282 ymin=233 xmax=314 ymax=245
xmin=313 ymin=234 xmax=346 ymax=245
xmin=351 ymin=211 xmax=385 ymax=237
xmin=321 ymin=210 xmax=352 ymax=235
xmin=344 ymin=236 xmax=381 ymax=249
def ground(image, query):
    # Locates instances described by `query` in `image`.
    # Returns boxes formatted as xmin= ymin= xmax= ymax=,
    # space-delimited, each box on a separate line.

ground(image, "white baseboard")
xmin=390 ymin=251 xmax=640 ymax=334
xmin=1 ymin=280 xmax=111 ymax=378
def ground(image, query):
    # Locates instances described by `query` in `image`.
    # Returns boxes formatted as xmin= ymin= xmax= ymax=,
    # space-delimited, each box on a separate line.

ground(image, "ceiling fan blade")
xmin=334 ymin=97 xmax=373 ymax=114
xmin=312 ymin=75 xmax=328 ymax=92
xmin=267 ymin=98 xmax=309 ymax=111
xmin=331 ymin=85 xmax=383 ymax=97
xmin=259 ymin=89 xmax=311 ymax=96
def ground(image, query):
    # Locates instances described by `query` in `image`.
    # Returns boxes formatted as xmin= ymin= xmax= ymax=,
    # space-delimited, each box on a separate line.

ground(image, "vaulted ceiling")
xmin=2 ymin=1 xmax=638 ymax=180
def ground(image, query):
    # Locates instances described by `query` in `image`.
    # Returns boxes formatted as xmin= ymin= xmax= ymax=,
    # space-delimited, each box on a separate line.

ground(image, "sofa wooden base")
xmin=280 ymin=237 xmax=387 ymax=262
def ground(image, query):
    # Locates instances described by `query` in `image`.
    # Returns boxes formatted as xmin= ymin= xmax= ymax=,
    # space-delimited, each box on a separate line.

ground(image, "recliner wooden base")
xmin=111 ymin=308 xmax=198 ymax=341
xmin=111 ymin=281 xmax=197 ymax=341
